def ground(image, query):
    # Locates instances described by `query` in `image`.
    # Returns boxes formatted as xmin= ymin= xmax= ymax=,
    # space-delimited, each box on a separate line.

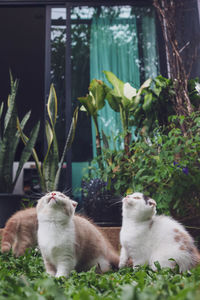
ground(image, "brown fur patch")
xmin=1 ymin=207 xmax=37 ymax=256
xmin=73 ymin=215 xmax=119 ymax=272
xmin=149 ymin=220 xmax=154 ymax=229
xmin=174 ymin=235 xmax=181 ymax=242
xmin=174 ymin=228 xmax=179 ymax=233
xmin=180 ymin=245 xmax=186 ymax=251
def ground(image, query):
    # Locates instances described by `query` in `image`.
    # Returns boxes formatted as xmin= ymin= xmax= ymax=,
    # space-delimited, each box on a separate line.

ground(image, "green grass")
xmin=0 ymin=249 xmax=200 ymax=299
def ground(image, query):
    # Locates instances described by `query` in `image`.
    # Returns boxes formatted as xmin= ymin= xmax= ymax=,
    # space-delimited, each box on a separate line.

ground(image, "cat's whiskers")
xmin=62 ymin=188 xmax=72 ymax=197
xmin=109 ymin=200 xmax=123 ymax=207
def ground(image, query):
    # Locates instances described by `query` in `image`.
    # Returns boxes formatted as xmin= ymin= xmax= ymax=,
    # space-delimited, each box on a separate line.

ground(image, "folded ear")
xmin=72 ymin=200 xmax=78 ymax=209
xmin=149 ymin=198 xmax=157 ymax=207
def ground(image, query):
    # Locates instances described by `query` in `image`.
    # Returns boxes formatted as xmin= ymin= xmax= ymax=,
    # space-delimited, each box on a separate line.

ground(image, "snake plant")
xmin=19 ymin=84 xmax=78 ymax=192
xmin=0 ymin=75 xmax=40 ymax=193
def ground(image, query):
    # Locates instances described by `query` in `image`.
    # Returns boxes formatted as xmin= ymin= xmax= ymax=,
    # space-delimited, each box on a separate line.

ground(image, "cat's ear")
xmin=72 ymin=201 xmax=78 ymax=209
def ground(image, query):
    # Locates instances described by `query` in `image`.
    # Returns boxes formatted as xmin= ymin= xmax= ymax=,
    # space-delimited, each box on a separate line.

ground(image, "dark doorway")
xmin=0 ymin=6 xmax=45 ymax=158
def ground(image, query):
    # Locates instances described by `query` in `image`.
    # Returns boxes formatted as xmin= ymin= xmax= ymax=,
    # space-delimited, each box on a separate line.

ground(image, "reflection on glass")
xmin=50 ymin=8 xmax=66 ymax=190
xmin=51 ymin=8 xmax=66 ymax=152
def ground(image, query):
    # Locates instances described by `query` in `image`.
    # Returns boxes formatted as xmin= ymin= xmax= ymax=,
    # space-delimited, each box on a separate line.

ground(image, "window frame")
xmin=0 ymin=0 xmax=167 ymax=193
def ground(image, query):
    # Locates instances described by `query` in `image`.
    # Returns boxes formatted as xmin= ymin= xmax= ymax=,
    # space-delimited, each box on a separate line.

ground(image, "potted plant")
xmin=0 ymin=74 xmax=40 ymax=227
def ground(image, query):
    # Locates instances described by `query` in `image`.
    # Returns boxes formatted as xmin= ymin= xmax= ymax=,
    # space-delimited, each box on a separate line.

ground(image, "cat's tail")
xmin=1 ymin=218 xmax=19 ymax=254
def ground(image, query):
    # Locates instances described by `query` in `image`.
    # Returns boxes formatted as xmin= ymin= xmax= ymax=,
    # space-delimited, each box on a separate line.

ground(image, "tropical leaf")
xmin=47 ymin=84 xmax=57 ymax=127
xmin=89 ymin=79 xmax=106 ymax=111
xmin=78 ymin=95 xmax=96 ymax=116
xmin=18 ymin=122 xmax=45 ymax=193
xmin=0 ymin=79 xmax=19 ymax=192
xmin=105 ymin=89 xmax=121 ymax=112
xmin=13 ymin=121 xmax=40 ymax=188
xmin=4 ymin=79 xmax=18 ymax=133
xmin=142 ymin=93 xmax=154 ymax=111
xmin=103 ymin=70 xmax=124 ymax=97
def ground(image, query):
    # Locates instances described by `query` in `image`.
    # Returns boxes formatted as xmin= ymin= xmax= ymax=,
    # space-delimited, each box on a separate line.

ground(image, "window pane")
xmin=50 ymin=5 xmax=159 ymax=199
xmin=51 ymin=7 xmax=66 ymax=153
xmin=70 ymin=5 xmax=159 ymax=200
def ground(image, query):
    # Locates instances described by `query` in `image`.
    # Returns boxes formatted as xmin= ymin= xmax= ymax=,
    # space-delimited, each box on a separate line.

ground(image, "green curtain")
xmin=90 ymin=7 xmax=159 ymax=156
xmin=90 ymin=15 xmax=140 ymax=154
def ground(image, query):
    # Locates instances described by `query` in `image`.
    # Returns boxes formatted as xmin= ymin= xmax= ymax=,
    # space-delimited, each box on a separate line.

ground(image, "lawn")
xmin=0 ymin=249 xmax=200 ymax=299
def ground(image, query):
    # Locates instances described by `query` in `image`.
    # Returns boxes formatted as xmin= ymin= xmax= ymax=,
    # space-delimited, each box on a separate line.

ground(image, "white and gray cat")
xmin=36 ymin=191 xmax=119 ymax=278
xmin=119 ymin=192 xmax=200 ymax=272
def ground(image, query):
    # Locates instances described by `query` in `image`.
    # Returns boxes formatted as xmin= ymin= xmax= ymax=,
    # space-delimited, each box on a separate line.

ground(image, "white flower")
xmin=124 ymin=82 xmax=137 ymax=100
xmin=195 ymin=82 xmax=200 ymax=95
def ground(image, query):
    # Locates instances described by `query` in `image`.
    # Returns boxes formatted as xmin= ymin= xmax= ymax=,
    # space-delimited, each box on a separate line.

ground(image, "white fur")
xmin=37 ymin=191 xmax=78 ymax=277
xmin=119 ymin=192 xmax=199 ymax=272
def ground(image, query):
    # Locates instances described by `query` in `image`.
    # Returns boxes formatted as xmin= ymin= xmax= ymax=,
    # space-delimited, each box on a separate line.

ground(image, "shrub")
xmin=86 ymin=113 xmax=200 ymax=218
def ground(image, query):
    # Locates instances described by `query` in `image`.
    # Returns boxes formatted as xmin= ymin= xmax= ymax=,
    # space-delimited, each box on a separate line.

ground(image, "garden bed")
xmin=0 ymin=249 xmax=200 ymax=299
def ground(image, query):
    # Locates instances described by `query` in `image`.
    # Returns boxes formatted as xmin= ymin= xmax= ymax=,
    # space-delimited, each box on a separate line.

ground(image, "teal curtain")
xmin=90 ymin=15 xmax=140 ymax=154
xmin=90 ymin=7 xmax=159 ymax=156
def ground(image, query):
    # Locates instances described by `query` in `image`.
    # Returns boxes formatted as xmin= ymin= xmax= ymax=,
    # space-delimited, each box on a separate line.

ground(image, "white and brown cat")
xmin=119 ymin=192 xmax=200 ymax=272
xmin=1 ymin=207 xmax=37 ymax=257
xmin=36 ymin=191 xmax=119 ymax=277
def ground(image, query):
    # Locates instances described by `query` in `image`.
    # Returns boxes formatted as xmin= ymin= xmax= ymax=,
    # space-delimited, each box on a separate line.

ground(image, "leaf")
xmin=4 ymin=77 xmax=18 ymax=133
xmin=139 ymin=78 xmax=152 ymax=91
xmin=0 ymin=78 xmax=19 ymax=192
xmin=77 ymin=95 xmax=96 ymax=116
xmin=142 ymin=94 xmax=153 ymax=111
xmin=124 ymin=82 xmax=137 ymax=100
xmin=0 ymin=102 xmax=4 ymax=120
xmin=45 ymin=121 xmax=53 ymax=151
xmin=13 ymin=121 xmax=40 ymax=188
xmin=47 ymin=84 xmax=57 ymax=127
xmin=89 ymin=79 xmax=106 ymax=111
xmin=105 ymin=89 xmax=121 ymax=112
xmin=43 ymin=121 xmax=59 ymax=191
xmin=103 ymin=70 xmax=124 ymax=97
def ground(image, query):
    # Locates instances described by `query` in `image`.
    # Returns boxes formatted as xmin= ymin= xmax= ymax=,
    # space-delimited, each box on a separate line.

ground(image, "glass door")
xmin=46 ymin=3 xmax=159 ymax=203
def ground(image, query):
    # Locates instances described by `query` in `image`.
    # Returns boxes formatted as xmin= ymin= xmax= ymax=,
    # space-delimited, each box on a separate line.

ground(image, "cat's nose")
xmin=123 ymin=197 xmax=129 ymax=204
xmin=50 ymin=192 xmax=56 ymax=200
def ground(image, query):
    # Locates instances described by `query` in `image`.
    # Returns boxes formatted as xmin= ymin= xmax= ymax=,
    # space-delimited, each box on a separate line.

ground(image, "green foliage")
xmin=0 ymin=249 xmax=200 ymax=299
xmin=82 ymin=71 xmax=200 ymax=218
xmin=0 ymin=74 xmax=40 ymax=193
xmin=104 ymin=71 xmax=152 ymax=136
xmin=132 ymin=75 xmax=175 ymax=135
xmin=88 ymin=113 xmax=200 ymax=218
xmin=20 ymin=84 xmax=78 ymax=193
xmin=78 ymin=79 xmax=106 ymax=168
